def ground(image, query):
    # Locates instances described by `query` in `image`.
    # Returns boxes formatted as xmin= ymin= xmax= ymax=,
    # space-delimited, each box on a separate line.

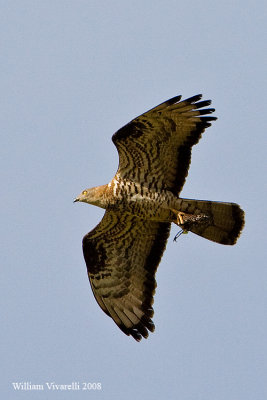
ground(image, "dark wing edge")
xmin=111 ymin=94 xmax=217 ymax=195
xmin=170 ymin=95 xmax=217 ymax=195
xmin=112 ymin=93 xmax=216 ymax=142
xmin=82 ymin=211 xmax=171 ymax=341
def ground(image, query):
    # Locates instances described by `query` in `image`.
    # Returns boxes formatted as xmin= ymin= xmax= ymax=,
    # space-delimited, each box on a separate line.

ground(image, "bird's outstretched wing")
xmin=112 ymin=94 xmax=216 ymax=195
xmin=82 ymin=210 xmax=170 ymax=341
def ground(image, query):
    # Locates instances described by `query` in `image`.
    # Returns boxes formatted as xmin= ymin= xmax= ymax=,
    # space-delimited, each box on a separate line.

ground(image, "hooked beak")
xmin=73 ymin=198 xmax=79 ymax=203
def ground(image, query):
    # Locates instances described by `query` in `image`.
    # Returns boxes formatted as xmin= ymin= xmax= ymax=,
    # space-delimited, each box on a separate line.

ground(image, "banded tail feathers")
xmin=172 ymin=199 xmax=245 ymax=245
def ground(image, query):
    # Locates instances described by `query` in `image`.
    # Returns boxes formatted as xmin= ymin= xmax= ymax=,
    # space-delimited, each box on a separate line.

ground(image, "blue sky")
xmin=1 ymin=1 xmax=266 ymax=399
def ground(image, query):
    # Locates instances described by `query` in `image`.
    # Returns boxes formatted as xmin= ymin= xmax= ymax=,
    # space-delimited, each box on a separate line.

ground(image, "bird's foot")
xmin=171 ymin=209 xmax=211 ymax=242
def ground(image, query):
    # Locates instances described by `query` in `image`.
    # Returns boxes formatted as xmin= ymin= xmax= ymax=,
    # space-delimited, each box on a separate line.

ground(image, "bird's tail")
xmin=173 ymin=198 xmax=245 ymax=245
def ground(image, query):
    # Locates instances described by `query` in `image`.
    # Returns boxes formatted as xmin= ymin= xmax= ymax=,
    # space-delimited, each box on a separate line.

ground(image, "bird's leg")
xmin=171 ymin=209 xmax=190 ymax=229
xmin=176 ymin=211 xmax=188 ymax=226
xmin=171 ymin=211 xmax=189 ymax=241
xmin=171 ymin=209 xmax=211 ymax=241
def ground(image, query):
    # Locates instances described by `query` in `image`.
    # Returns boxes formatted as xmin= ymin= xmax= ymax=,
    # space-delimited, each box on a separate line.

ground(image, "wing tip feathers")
xmin=118 ymin=314 xmax=155 ymax=342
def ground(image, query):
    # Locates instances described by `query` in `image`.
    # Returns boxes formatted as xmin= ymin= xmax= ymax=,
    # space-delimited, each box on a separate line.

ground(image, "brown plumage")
xmin=74 ymin=94 xmax=245 ymax=341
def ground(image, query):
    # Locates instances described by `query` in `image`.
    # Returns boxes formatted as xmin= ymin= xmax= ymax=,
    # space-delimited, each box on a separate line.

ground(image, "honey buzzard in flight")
xmin=74 ymin=94 xmax=245 ymax=341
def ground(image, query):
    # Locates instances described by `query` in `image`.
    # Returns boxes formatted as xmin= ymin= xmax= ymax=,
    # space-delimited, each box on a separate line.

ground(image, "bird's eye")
xmin=82 ymin=190 xmax=87 ymax=195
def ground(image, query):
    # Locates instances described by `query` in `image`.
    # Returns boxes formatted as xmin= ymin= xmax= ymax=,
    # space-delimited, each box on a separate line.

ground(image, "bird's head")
xmin=74 ymin=185 xmax=107 ymax=208
xmin=74 ymin=188 xmax=92 ymax=204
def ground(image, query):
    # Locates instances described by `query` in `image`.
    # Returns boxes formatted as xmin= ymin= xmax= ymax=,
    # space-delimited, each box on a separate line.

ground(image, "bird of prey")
xmin=74 ymin=94 xmax=245 ymax=341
